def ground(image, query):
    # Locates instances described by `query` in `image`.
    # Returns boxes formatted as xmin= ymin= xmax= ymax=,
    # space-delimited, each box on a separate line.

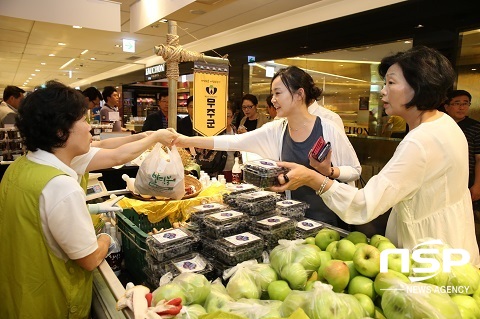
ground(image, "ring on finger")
xmin=283 ymin=173 xmax=290 ymax=183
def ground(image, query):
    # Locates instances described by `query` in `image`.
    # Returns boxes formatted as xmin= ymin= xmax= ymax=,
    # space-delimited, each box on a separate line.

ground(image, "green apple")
xmin=376 ymin=240 xmax=396 ymax=252
xmin=353 ymin=293 xmax=375 ymax=317
xmin=253 ymin=263 xmax=278 ymax=291
xmin=320 ymin=259 xmax=350 ymax=292
xmin=352 ymin=244 xmax=381 ymax=278
xmin=304 ymin=237 xmax=316 ymax=245
xmin=315 ymin=228 xmax=340 ymax=250
xmin=280 ymin=290 xmax=309 ymax=317
xmin=473 ymin=285 xmax=480 ymax=307
xmin=317 ymin=251 xmax=332 ymax=281
xmin=348 ymin=275 xmax=376 ymax=300
xmin=370 ymin=234 xmax=390 ymax=247
xmin=267 ymin=280 xmax=292 ymax=301
xmin=346 ymin=231 xmax=368 ymax=244
xmin=386 ymin=251 xmax=411 ymax=275
xmin=204 ymin=288 xmax=233 ymax=313
xmin=334 ymin=238 xmax=356 ymax=261
xmin=374 ymin=269 xmax=410 ymax=297
xmin=325 ymin=240 xmax=338 ymax=255
xmin=345 ymin=260 xmax=359 ymax=281
xmin=294 ymin=243 xmax=322 ymax=273
xmin=281 ymin=262 xmax=308 ymax=290
xmin=355 ymin=242 xmax=368 ymax=250
xmin=451 ymin=295 xmax=480 ymax=319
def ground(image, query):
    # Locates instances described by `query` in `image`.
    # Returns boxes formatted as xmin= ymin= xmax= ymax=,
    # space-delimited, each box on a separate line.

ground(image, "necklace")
xmin=289 ymin=122 xmax=307 ymax=131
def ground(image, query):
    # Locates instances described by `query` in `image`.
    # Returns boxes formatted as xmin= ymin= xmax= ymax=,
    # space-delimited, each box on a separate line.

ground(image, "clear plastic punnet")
xmin=203 ymin=210 xmax=249 ymax=239
xmin=234 ymin=191 xmax=278 ymax=215
xmin=276 ymin=199 xmax=309 ymax=221
xmin=145 ymin=252 xmax=214 ymax=279
xmin=222 ymin=183 xmax=258 ymax=207
xmin=243 ymin=159 xmax=288 ymax=188
xmin=146 ymin=228 xmax=199 ymax=261
xmin=295 ymin=218 xmax=324 ymax=239
xmin=188 ymin=202 xmax=229 ymax=228
xmin=251 ymin=215 xmax=297 ymax=249
xmin=204 ymin=232 xmax=264 ymax=266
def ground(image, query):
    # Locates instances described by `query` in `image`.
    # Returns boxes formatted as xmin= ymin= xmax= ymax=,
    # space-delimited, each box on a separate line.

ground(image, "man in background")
xmin=444 ymin=89 xmax=480 ymax=245
xmin=82 ymin=87 xmax=102 ymax=123
xmin=100 ymin=86 xmax=122 ymax=131
xmin=142 ymin=92 xmax=169 ymax=131
xmin=177 ymin=95 xmax=195 ymax=136
xmin=0 ymin=86 xmax=25 ymax=128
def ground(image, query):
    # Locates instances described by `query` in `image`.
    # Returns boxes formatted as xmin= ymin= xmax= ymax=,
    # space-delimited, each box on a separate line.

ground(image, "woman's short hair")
xmin=16 ymin=80 xmax=88 ymax=153
xmin=271 ymin=66 xmax=322 ymax=104
xmin=379 ymin=46 xmax=455 ymax=111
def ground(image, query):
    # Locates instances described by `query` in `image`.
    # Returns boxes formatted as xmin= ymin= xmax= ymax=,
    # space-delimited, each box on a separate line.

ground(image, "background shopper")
xmin=237 ymin=93 xmax=269 ymax=134
xmin=271 ymin=46 xmax=480 ymax=266
xmin=0 ymin=85 xmax=25 ymax=127
xmin=100 ymin=86 xmax=122 ymax=131
xmin=142 ymin=92 xmax=169 ymax=131
xmin=174 ymin=66 xmax=361 ymax=225
xmin=82 ymin=86 xmax=103 ymax=123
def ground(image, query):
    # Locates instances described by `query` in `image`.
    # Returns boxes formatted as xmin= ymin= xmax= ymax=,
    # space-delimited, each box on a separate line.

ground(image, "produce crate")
xmin=116 ymin=208 xmax=171 ymax=286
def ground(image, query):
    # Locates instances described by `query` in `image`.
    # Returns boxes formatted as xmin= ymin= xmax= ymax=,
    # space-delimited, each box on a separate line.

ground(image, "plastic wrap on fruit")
xmin=381 ymin=280 xmax=462 ymax=319
xmin=204 ymin=279 xmax=234 ymax=313
xmin=224 ymin=260 xmax=262 ymax=300
xmin=269 ymin=239 xmax=305 ymax=274
xmin=227 ymin=299 xmax=283 ymax=319
xmin=303 ymin=282 xmax=367 ymax=319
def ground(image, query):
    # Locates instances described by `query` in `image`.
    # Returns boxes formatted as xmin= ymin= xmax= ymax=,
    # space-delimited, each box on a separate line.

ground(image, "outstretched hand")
xmin=270 ymin=161 xmax=316 ymax=192
xmin=309 ymin=149 xmax=332 ymax=176
xmin=154 ymin=129 xmax=178 ymax=148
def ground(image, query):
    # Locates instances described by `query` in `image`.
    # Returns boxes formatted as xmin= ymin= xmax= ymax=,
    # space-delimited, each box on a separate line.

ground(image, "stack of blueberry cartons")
xmin=222 ymin=183 xmax=258 ymax=208
xmin=188 ymin=202 xmax=229 ymax=233
xmin=233 ymin=190 xmax=279 ymax=222
xmin=144 ymin=227 xmax=203 ymax=286
xmin=201 ymin=209 xmax=251 ymax=277
xmin=275 ymin=199 xmax=310 ymax=221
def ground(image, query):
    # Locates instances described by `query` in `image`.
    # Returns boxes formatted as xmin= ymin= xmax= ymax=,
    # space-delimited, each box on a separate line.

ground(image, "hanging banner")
xmin=193 ymin=69 xmax=228 ymax=136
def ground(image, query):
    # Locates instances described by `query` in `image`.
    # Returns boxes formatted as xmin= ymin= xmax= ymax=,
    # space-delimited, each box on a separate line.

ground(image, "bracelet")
xmin=328 ymin=167 xmax=335 ymax=178
xmin=315 ymin=176 xmax=330 ymax=196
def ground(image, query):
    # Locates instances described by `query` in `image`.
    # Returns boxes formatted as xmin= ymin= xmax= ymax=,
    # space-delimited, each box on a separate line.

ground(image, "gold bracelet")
xmin=315 ymin=176 xmax=329 ymax=196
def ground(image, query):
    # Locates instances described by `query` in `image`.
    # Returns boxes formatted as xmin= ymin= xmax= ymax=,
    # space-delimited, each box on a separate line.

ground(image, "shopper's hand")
xmin=308 ymin=148 xmax=332 ymax=176
xmin=172 ymin=134 xmax=190 ymax=148
xmin=237 ymin=125 xmax=248 ymax=134
xmin=155 ymin=129 xmax=178 ymax=147
xmin=270 ymin=161 xmax=316 ymax=192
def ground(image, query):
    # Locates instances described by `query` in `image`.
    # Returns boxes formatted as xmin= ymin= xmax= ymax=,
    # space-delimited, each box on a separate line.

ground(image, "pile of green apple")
xmin=147 ymin=229 xmax=480 ymax=319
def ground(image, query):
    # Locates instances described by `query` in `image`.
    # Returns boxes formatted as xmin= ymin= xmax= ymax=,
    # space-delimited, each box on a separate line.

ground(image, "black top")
xmin=457 ymin=116 xmax=480 ymax=188
xmin=243 ymin=118 xmax=258 ymax=132
xmin=142 ymin=111 xmax=167 ymax=131
xmin=177 ymin=115 xmax=195 ymax=136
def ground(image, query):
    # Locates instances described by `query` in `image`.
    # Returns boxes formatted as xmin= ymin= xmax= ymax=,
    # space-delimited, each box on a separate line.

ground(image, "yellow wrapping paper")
xmin=117 ymin=181 xmax=228 ymax=224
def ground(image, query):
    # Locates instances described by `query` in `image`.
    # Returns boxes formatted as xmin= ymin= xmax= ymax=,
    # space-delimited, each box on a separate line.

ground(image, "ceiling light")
xmin=28 ymin=78 xmax=32 ymax=80
xmin=73 ymin=25 xmax=82 ymax=29
xmin=41 ymin=62 xmax=46 ymax=65
xmin=35 ymin=69 xmax=40 ymax=72
xmin=90 ymin=57 xmax=96 ymax=60
xmin=472 ymin=68 xmax=477 ymax=71
xmin=115 ymin=44 xmax=122 ymax=48
xmin=81 ymin=49 xmax=89 ymax=55
xmin=58 ymin=42 xmax=66 ymax=46
xmin=190 ymin=9 xmax=206 ymax=15
xmin=158 ymin=19 xmax=168 ymax=23
xmin=31 ymin=74 xmax=36 ymax=76
xmin=415 ymin=24 xmax=424 ymax=28
xmin=49 ymin=54 xmax=55 ymax=57
xmin=60 ymin=58 xmax=76 ymax=70
xmin=404 ymin=40 xmax=412 ymax=44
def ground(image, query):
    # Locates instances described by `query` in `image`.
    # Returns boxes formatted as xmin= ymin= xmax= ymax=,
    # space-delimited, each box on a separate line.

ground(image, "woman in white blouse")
xmin=271 ymin=46 xmax=480 ymax=266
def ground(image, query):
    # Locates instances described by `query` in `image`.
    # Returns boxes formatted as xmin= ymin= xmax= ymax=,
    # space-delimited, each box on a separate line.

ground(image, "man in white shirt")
xmin=0 ymin=85 xmax=25 ymax=127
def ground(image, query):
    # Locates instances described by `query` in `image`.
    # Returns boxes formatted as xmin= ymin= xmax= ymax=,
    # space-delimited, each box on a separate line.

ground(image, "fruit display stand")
xmin=115 ymin=182 xmax=227 ymax=285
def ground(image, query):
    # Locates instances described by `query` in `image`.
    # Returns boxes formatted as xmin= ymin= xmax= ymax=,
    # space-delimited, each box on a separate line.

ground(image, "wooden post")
xmin=167 ymin=20 xmax=178 ymax=130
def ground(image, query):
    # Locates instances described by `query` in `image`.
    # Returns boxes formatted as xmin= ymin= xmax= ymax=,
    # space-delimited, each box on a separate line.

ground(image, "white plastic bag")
xmin=134 ymin=144 xmax=185 ymax=199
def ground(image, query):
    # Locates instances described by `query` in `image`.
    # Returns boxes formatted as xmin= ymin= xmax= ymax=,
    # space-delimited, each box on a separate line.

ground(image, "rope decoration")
xmin=154 ymin=33 xmax=204 ymax=80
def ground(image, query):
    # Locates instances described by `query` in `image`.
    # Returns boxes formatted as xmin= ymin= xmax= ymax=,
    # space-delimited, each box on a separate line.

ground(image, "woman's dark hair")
xmin=241 ymin=93 xmax=258 ymax=106
xmin=16 ymin=80 xmax=88 ymax=153
xmin=378 ymin=45 xmax=455 ymax=110
xmin=271 ymin=66 xmax=322 ymax=104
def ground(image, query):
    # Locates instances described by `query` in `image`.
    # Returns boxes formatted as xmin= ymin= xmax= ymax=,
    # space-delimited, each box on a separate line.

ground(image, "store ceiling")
xmin=0 ymin=0 xmax=405 ymax=93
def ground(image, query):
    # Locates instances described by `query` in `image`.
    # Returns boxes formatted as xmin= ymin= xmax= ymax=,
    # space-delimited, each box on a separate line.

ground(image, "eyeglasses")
xmin=242 ymin=104 xmax=254 ymax=110
xmin=450 ymin=102 xmax=471 ymax=107
xmin=227 ymin=114 xmax=233 ymax=118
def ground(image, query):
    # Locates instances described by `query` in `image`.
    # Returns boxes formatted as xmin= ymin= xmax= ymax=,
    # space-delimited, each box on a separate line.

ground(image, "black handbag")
xmin=195 ymin=149 xmax=228 ymax=175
